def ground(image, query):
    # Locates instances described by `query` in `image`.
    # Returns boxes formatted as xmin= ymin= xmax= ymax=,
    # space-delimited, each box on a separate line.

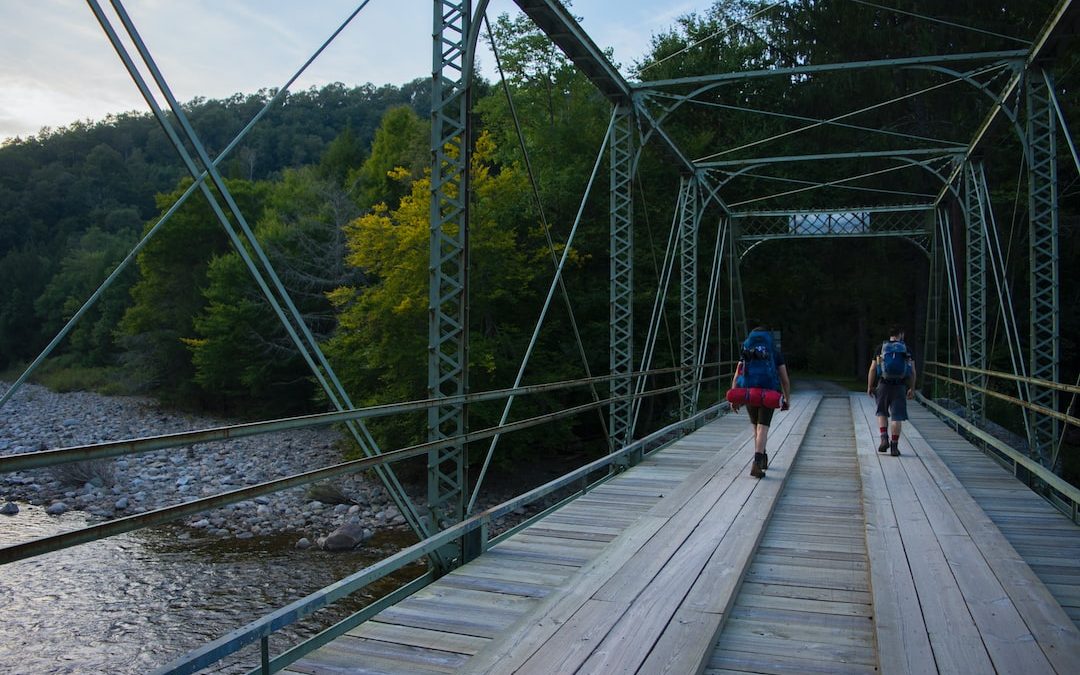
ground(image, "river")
xmin=0 ymin=503 xmax=421 ymax=674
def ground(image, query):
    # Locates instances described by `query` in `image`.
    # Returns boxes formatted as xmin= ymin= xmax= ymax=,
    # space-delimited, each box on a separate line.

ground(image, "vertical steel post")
xmin=963 ymin=161 xmax=988 ymax=424
xmin=428 ymin=0 xmax=471 ymax=553
xmin=679 ymin=175 xmax=699 ymax=419
xmin=609 ymin=104 xmax=635 ymax=451
xmin=1026 ymin=68 xmax=1061 ymax=466
xmin=728 ymin=218 xmax=748 ymax=345
xmin=923 ymin=211 xmax=941 ymax=398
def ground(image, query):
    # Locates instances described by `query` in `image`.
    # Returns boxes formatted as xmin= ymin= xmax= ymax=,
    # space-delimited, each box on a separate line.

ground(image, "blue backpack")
xmin=879 ymin=340 xmax=912 ymax=381
xmin=737 ymin=330 xmax=780 ymax=391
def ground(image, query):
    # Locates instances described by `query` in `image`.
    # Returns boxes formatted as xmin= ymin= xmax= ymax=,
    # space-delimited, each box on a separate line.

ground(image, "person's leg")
xmin=755 ymin=424 xmax=769 ymax=453
xmin=874 ymin=382 xmax=892 ymax=452
xmin=888 ymin=384 xmax=908 ymax=456
xmin=751 ymin=408 xmax=774 ymax=476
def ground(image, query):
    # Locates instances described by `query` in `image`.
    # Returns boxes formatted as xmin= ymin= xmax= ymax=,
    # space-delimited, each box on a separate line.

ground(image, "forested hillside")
xmin=1 ymin=0 xmax=1075 ymax=467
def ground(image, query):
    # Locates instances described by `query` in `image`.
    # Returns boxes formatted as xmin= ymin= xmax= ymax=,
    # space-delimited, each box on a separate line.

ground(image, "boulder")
xmin=320 ymin=520 xmax=372 ymax=551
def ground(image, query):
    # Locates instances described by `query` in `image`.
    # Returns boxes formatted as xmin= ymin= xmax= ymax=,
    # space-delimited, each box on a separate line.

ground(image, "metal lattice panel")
xmin=1026 ymin=69 xmax=1061 ymax=463
xmin=733 ymin=206 xmax=933 ymax=243
xmin=609 ymin=105 xmax=635 ymax=450
xmin=964 ymin=162 xmax=988 ymax=424
xmin=679 ymin=176 xmax=699 ymax=420
xmin=428 ymin=0 xmax=470 ymax=540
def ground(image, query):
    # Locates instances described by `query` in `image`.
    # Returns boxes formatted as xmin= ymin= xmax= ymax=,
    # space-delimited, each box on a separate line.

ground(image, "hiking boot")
xmin=750 ymin=453 xmax=765 ymax=478
xmin=890 ymin=441 xmax=900 ymax=457
xmin=761 ymin=451 xmax=768 ymax=471
xmin=877 ymin=437 xmax=889 ymax=453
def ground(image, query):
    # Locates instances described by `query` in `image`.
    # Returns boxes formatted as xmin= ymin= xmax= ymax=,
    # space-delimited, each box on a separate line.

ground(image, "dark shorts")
xmin=875 ymin=381 xmax=909 ymax=421
xmin=747 ymin=405 xmax=775 ymax=427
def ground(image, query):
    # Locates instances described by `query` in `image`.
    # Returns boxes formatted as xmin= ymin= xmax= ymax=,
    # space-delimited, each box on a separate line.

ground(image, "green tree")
xmin=351 ymin=106 xmax=429 ymax=211
xmin=34 ymin=227 xmax=139 ymax=366
xmin=117 ymin=178 xmax=267 ymax=401
xmin=326 ymin=131 xmax=570 ymax=455
xmin=185 ymin=168 xmax=360 ymax=414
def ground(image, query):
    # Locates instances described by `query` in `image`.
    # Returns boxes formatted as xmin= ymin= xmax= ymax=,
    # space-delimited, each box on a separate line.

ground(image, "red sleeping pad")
xmin=726 ymin=387 xmax=784 ymax=409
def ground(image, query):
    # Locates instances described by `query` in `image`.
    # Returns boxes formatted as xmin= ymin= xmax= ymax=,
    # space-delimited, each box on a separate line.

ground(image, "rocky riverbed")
xmin=0 ymin=381 xmax=412 ymax=548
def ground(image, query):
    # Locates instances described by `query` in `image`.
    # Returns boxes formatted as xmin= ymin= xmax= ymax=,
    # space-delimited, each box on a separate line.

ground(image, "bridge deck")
xmin=285 ymin=391 xmax=1080 ymax=674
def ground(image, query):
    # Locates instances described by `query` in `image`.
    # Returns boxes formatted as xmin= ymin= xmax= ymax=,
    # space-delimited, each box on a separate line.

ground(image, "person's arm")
xmin=729 ymin=361 xmax=743 ymax=412
xmin=907 ymin=359 xmax=917 ymax=399
xmin=778 ymin=364 xmax=791 ymax=410
xmin=867 ymin=359 xmax=878 ymax=396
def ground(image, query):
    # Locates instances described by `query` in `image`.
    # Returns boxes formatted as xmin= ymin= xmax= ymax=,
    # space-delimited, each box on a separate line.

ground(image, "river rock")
xmin=1 ymin=501 xmax=18 ymax=515
xmin=320 ymin=521 xmax=372 ymax=551
xmin=45 ymin=502 xmax=68 ymax=515
xmin=295 ymin=537 xmax=312 ymax=549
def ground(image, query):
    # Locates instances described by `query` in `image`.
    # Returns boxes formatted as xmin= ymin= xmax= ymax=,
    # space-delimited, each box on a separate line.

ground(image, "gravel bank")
xmin=0 ymin=381 xmax=410 ymax=547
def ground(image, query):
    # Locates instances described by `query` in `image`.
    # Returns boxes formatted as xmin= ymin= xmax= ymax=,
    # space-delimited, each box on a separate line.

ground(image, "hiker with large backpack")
xmin=728 ymin=324 xmax=792 ymax=478
xmin=867 ymin=325 xmax=916 ymax=456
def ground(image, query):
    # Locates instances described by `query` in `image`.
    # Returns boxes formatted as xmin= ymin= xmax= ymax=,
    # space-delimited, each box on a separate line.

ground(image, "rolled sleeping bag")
xmin=726 ymin=387 xmax=784 ymax=409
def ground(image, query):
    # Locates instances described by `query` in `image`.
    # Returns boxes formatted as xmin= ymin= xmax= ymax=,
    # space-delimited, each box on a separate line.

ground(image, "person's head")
xmin=888 ymin=324 xmax=904 ymax=340
xmin=747 ymin=318 xmax=768 ymax=333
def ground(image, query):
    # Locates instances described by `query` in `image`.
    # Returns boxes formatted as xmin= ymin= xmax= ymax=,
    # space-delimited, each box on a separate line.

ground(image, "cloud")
xmin=0 ymin=0 xmax=696 ymax=142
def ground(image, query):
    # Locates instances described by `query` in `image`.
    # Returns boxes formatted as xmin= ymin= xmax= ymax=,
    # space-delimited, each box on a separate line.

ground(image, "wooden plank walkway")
xmin=284 ymin=391 xmax=1080 ymax=674
xmin=707 ymin=396 xmax=876 ymax=674
xmin=851 ymin=394 xmax=1080 ymax=674
xmin=905 ymin=404 xmax=1080 ymax=628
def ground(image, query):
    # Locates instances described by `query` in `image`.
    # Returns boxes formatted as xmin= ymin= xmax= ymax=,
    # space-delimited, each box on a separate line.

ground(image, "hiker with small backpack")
xmin=728 ymin=325 xmax=792 ymax=478
xmin=867 ymin=325 xmax=916 ymax=456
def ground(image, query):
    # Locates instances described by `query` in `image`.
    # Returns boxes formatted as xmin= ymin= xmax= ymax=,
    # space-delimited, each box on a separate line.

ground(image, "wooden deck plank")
xmin=851 ymin=395 xmax=937 ymax=674
xmin=465 ymin=398 xmax=818 ymax=673
xmin=347 ymin=622 xmax=488 ymax=656
xmin=902 ymin=407 xmax=1080 ymax=673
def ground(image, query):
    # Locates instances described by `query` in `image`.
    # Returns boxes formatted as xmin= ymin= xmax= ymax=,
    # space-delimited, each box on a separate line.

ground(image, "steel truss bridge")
xmin=2 ymin=0 xmax=1080 ymax=673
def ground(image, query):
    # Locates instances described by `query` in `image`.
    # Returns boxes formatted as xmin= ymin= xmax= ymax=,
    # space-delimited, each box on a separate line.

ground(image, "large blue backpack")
xmin=737 ymin=330 xmax=780 ymax=391
xmin=879 ymin=340 xmax=912 ymax=381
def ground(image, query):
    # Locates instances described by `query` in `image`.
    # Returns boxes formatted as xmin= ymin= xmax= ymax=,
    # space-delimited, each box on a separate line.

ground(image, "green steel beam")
xmin=971 ymin=163 xmax=1038 ymax=455
xmin=924 ymin=216 xmax=943 ymax=396
xmin=935 ymin=0 xmax=1077 ymax=205
xmin=609 ymin=104 xmax=635 ymax=450
xmin=1026 ymin=69 xmax=1061 ymax=466
xmin=727 ymin=217 xmax=747 ymax=344
xmin=634 ymin=50 xmax=1027 ymax=90
xmin=642 ymin=90 xmax=967 ymax=150
xmin=93 ymin=0 xmax=430 ymax=541
xmin=963 ymin=162 xmax=988 ymax=424
xmin=0 ymin=3 xmax=372 ymax=412
xmin=511 ymin=0 xmax=729 ymax=213
xmin=700 ymin=148 xmax=965 ymax=168
xmin=679 ymin=176 xmax=700 ymax=420
xmin=428 ymin=0 xmax=471 ymax=558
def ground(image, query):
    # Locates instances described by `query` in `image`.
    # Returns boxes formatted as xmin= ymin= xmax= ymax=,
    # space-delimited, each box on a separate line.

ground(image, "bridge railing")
xmin=1 ymin=362 xmax=734 ymax=673
xmin=920 ymin=361 xmax=1080 ymax=522
xmin=162 ymin=404 xmax=728 ymax=674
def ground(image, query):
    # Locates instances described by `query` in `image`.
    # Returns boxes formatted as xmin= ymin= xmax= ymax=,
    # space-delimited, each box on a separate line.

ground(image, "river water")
xmin=0 ymin=504 xmax=421 ymax=674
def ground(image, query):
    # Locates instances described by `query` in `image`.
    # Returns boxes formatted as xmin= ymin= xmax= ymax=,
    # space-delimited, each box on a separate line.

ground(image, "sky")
xmin=0 ymin=0 xmax=705 ymax=143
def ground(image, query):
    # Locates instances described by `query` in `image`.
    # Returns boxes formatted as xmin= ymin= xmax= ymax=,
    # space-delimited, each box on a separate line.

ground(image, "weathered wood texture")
xmin=288 ymin=406 xmax=758 ymax=675
xmin=706 ymin=396 xmax=877 ymax=675
xmin=853 ymin=394 xmax=1080 ymax=674
xmin=286 ymin=391 xmax=1080 ymax=674
xmin=906 ymin=404 xmax=1080 ymax=630
xmin=464 ymin=394 xmax=821 ymax=674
